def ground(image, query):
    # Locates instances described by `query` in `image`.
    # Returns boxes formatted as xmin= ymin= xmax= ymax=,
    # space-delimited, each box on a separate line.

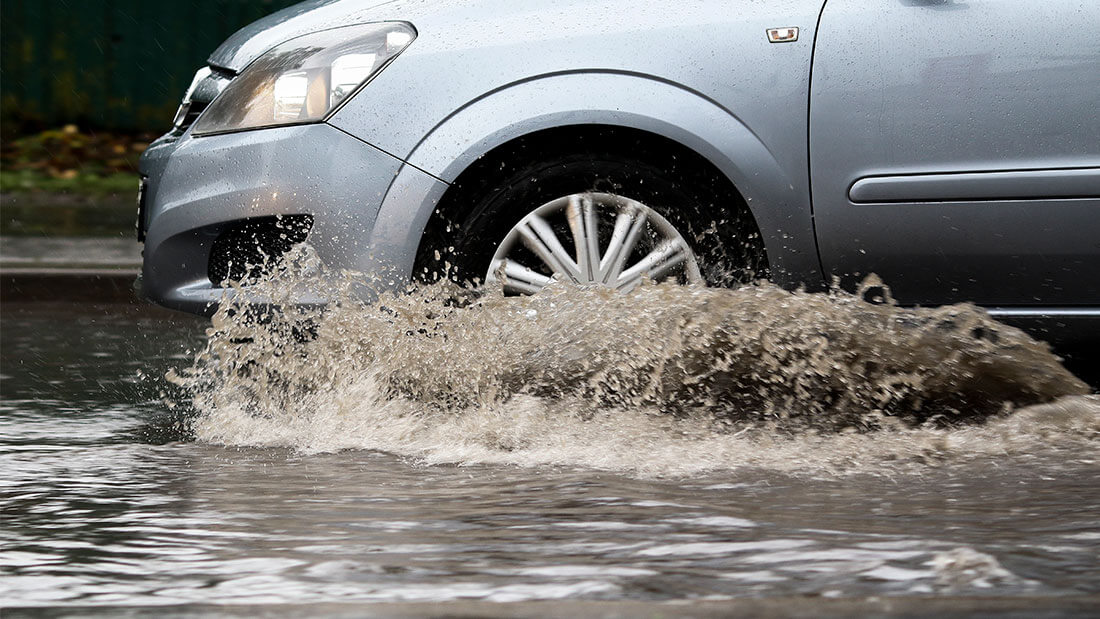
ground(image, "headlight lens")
xmin=192 ymin=22 xmax=415 ymax=136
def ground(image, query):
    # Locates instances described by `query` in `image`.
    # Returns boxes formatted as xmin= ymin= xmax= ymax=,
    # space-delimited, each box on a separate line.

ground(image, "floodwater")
xmin=2 ymin=267 xmax=1099 ymax=615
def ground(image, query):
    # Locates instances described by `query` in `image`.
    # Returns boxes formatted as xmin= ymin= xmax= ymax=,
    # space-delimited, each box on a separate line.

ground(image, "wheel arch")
xmin=413 ymin=123 xmax=764 ymax=284
xmin=368 ymin=72 xmax=822 ymax=289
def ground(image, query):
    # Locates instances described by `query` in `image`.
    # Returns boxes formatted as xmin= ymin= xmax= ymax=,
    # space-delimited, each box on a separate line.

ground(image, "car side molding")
xmin=849 ymin=167 xmax=1100 ymax=204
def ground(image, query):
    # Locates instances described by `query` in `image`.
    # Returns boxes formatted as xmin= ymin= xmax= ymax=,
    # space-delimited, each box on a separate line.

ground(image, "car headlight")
xmin=192 ymin=22 xmax=415 ymax=136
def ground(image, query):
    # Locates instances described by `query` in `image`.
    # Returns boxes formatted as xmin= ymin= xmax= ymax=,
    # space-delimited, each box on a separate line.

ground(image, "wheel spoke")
xmin=566 ymin=195 xmax=600 ymax=281
xmin=492 ymin=258 xmax=553 ymax=295
xmin=517 ymin=215 xmax=583 ymax=282
xmin=616 ymin=238 xmax=688 ymax=291
xmin=598 ymin=210 xmax=632 ymax=282
xmin=600 ymin=206 xmax=647 ymax=283
xmin=646 ymin=246 xmax=690 ymax=281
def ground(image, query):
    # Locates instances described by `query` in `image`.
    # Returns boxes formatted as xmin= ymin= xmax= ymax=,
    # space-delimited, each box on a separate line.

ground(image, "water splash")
xmin=928 ymin=547 xmax=1034 ymax=590
xmin=170 ymin=246 xmax=1097 ymax=476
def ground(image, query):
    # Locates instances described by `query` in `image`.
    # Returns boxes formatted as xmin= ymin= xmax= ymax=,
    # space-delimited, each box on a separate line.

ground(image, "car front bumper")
xmin=138 ymin=123 xmax=439 ymax=315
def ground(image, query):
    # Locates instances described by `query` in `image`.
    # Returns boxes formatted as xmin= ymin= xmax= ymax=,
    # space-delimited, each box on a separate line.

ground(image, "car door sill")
xmin=985 ymin=307 xmax=1100 ymax=318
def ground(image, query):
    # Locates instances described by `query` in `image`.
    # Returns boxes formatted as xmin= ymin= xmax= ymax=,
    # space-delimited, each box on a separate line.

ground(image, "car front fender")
xmin=354 ymin=71 xmax=821 ymax=290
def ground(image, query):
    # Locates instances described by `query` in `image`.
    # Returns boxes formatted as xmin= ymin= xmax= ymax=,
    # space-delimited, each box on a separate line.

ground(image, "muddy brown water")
xmin=2 ymin=270 xmax=1099 ymax=616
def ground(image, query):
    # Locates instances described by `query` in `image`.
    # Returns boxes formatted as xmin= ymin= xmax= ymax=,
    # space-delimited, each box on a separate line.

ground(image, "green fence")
xmin=1 ymin=0 xmax=300 ymax=134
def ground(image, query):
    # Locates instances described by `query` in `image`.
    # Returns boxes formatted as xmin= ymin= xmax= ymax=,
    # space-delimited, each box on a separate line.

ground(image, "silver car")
xmin=138 ymin=0 xmax=1100 ymax=338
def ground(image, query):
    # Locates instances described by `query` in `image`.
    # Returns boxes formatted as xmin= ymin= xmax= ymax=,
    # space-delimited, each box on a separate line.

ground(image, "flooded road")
xmin=2 ymin=292 xmax=1099 ymax=616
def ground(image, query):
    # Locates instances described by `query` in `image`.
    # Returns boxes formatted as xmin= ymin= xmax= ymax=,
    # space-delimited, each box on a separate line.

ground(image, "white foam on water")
xmin=927 ymin=547 xmax=1034 ymax=590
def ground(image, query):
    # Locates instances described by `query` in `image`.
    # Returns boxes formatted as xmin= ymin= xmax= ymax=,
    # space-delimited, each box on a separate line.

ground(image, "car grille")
xmin=207 ymin=215 xmax=313 ymax=286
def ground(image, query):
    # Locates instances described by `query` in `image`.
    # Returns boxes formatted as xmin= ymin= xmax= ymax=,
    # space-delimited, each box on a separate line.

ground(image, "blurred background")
xmin=1 ymin=0 xmax=297 ymax=276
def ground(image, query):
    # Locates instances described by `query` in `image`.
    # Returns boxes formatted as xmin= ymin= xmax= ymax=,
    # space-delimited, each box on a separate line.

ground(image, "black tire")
xmin=416 ymin=141 xmax=768 ymax=288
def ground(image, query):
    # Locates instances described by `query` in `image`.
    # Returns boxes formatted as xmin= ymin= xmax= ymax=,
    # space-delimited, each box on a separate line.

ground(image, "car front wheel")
xmin=418 ymin=143 xmax=768 ymax=292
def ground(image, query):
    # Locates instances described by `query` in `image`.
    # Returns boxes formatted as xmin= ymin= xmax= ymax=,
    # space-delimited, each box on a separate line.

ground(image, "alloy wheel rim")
xmin=486 ymin=192 xmax=702 ymax=294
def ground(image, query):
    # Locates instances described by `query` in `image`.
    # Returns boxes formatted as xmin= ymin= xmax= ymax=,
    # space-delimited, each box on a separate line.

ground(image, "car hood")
xmin=208 ymin=0 xmax=444 ymax=71
xmin=211 ymin=0 xmax=824 ymax=72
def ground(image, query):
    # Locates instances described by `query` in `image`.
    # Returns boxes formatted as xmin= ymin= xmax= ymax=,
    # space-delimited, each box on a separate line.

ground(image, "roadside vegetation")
xmin=1 ymin=125 xmax=150 ymax=236
xmin=1 ymin=124 xmax=149 ymax=195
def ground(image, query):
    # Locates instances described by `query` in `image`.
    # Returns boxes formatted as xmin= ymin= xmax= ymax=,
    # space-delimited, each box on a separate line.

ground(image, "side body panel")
xmin=810 ymin=0 xmax=1100 ymax=306
xmin=328 ymin=0 xmax=829 ymax=289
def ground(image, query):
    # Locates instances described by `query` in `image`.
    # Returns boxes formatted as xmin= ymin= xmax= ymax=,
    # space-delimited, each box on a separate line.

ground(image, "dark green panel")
xmin=0 ymin=0 xmax=301 ymax=134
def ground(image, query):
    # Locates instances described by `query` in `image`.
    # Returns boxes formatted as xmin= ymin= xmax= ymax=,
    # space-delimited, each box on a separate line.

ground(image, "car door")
xmin=809 ymin=0 xmax=1100 ymax=307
